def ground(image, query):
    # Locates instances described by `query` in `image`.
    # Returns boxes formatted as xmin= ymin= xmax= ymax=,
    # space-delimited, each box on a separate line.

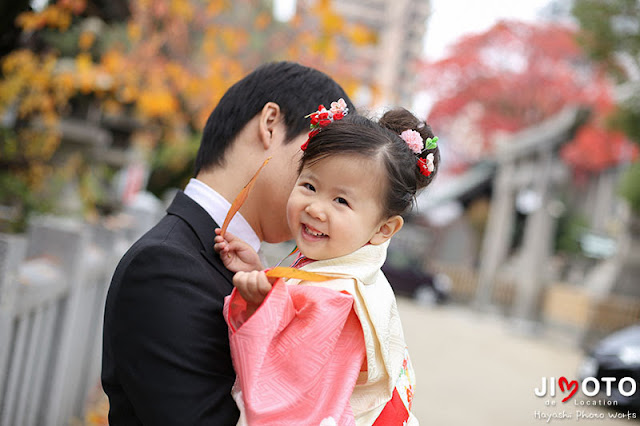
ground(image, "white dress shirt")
xmin=183 ymin=178 xmax=261 ymax=253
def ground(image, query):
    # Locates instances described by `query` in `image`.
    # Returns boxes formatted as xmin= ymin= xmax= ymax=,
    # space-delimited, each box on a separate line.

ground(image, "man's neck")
xmin=196 ymin=166 xmax=264 ymax=241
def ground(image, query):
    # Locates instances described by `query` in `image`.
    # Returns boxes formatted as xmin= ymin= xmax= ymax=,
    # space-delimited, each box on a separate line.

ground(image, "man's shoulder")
xmin=113 ymin=216 xmax=191 ymax=269
xmin=130 ymin=214 xmax=196 ymax=253
xmin=111 ymin=213 xmax=231 ymax=291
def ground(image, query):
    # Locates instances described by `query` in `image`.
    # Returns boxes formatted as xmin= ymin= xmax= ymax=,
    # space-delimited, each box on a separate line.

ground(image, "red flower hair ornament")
xmin=301 ymin=98 xmax=349 ymax=151
xmin=417 ymin=154 xmax=435 ymax=177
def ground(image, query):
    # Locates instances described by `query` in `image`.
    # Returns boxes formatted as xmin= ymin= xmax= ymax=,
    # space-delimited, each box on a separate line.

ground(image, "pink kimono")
xmin=223 ymin=242 xmax=418 ymax=425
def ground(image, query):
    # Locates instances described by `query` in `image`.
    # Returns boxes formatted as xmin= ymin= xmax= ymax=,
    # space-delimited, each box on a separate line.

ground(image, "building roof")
xmin=415 ymin=161 xmax=496 ymax=212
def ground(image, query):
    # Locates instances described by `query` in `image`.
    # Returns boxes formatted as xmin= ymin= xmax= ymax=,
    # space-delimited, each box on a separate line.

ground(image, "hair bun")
xmin=379 ymin=108 xmax=434 ymax=143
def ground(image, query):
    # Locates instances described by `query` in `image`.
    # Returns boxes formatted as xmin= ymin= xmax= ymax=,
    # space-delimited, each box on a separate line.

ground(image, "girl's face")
xmin=286 ymin=154 xmax=394 ymax=261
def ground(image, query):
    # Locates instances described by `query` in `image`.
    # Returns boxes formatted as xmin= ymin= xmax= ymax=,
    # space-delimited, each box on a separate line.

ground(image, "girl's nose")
xmin=305 ymin=203 xmax=327 ymax=221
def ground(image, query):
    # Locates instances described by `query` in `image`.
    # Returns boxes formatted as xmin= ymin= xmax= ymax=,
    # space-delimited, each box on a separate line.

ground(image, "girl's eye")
xmin=336 ymin=197 xmax=349 ymax=206
xmin=303 ymin=183 xmax=315 ymax=192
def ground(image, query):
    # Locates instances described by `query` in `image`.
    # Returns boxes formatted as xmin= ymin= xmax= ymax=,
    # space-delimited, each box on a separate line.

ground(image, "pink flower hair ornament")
xmin=400 ymin=130 xmax=424 ymax=154
xmin=399 ymin=129 xmax=438 ymax=177
xmin=301 ymin=98 xmax=349 ymax=151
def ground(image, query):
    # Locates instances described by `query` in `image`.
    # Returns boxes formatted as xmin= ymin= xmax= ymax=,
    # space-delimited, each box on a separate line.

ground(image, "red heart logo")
xmin=559 ymin=377 xmax=578 ymax=402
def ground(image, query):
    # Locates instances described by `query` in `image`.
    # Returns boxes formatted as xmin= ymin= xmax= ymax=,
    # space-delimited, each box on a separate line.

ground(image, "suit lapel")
xmin=166 ymin=191 xmax=235 ymax=283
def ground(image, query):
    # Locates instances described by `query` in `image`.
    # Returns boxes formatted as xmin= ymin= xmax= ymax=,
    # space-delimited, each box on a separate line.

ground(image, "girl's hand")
xmin=214 ymin=228 xmax=263 ymax=272
xmin=233 ymin=270 xmax=276 ymax=306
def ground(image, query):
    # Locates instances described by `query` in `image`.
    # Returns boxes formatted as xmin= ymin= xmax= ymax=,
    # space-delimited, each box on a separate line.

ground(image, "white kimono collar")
xmin=299 ymin=240 xmax=389 ymax=285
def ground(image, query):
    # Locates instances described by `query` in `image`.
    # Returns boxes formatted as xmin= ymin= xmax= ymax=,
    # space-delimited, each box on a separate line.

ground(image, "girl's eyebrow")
xmin=299 ymin=170 xmax=317 ymax=181
xmin=334 ymin=185 xmax=356 ymax=199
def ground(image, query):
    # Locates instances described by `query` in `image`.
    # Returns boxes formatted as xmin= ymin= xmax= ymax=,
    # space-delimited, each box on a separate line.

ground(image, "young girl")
xmin=215 ymin=102 xmax=439 ymax=425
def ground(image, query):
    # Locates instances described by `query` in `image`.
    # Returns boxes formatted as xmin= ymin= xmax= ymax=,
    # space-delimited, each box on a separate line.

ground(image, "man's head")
xmin=194 ymin=61 xmax=354 ymax=175
xmin=194 ymin=62 xmax=354 ymax=244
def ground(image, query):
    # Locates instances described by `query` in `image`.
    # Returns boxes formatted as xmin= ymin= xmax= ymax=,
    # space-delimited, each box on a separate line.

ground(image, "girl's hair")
xmin=300 ymin=108 xmax=440 ymax=218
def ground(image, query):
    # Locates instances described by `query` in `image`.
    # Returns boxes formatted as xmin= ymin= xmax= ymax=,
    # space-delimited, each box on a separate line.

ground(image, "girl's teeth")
xmin=305 ymin=225 xmax=326 ymax=237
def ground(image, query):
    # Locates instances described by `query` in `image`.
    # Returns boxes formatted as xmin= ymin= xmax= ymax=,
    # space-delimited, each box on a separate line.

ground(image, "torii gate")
xmin=474 ymin=107 xmax=589 ymax=324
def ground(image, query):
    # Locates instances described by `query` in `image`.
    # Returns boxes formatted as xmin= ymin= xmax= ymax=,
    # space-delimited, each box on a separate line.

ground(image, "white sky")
xmin=423 ymin=0 xmax=553 ymax=60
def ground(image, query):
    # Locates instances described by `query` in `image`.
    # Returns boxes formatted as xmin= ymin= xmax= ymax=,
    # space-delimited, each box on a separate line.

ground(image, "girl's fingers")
xmin=248 ymin=271 xmax=261 ymax=298
xmin=249 ymin=271 xmax=269 ymax=303
xmin=227 ymin=240 xmax=245 ymax=251
xmin=213 ymin=241 xmax=227 ymax=253
xmin=257 ymin=272 xmax=273 ymax=296
xmin=233 ymin=271 xmax=273 ymax=305
xmin=234 ymin=271 xmax=258 ymax=304
xmin=221 ymin=230 xmax=238 ymax=242
xmin=232 ymin=271 xmax=246 ymax=289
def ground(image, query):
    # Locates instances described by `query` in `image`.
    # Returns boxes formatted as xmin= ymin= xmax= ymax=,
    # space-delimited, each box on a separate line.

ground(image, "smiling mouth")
xmin=303 ymin=224 xmax=328 ymax=238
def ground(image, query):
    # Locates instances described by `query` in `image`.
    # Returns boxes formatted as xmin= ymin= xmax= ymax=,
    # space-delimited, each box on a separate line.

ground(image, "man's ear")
xmin=258 ymin=102 xmax=281 ymax=150
xmin=369 ymin=215 xmax=404 ymax=246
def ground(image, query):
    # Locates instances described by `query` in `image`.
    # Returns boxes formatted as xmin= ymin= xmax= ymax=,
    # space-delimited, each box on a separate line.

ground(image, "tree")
xmin=0 ymin=0 xmax=376 ymax=232
xmin=572 ymin=0 xmax=640 ymax=143
xmin=572 ymin=0 xmax=640 ymax=214
xmin=418 ymin=19 xmax=637 ymax=171
xmin=572 ymin=0 xmax=639 ymax=81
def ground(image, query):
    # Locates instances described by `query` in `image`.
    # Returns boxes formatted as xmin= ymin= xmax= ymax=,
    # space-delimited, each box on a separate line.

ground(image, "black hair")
xmin=194 ymin=61 xmax=355 ymax=175
xmin=300 ymin=109 xmax=440 ymax=218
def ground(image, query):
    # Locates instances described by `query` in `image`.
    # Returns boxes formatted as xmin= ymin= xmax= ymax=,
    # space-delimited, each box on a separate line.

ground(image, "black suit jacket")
xmin=102 ymin=191 xmax=240 ymax=425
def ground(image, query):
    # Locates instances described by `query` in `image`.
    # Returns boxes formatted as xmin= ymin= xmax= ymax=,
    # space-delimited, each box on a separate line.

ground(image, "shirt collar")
xmin=183 ymin=178 xmax=261 ymax=253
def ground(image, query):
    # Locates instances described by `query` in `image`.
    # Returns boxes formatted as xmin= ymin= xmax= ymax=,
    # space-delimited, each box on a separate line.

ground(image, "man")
xmin=102 ymin=62 xmax=354 ymax=425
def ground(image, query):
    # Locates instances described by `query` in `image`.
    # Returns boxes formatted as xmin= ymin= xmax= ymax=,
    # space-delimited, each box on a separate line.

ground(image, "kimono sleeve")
xmin=223 ymin=280 xmax=365 ymax=425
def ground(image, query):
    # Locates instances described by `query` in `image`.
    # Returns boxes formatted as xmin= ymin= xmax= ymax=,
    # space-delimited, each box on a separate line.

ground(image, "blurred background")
xmin=0 ymin=0 xmax=639 ymax=425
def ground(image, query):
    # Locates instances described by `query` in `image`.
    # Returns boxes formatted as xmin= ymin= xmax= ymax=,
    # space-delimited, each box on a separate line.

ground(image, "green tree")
xmin=572 ymin=0 xmax=640 ymax=143
xmin=573 ymin=0 xmax=640 ymax=214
